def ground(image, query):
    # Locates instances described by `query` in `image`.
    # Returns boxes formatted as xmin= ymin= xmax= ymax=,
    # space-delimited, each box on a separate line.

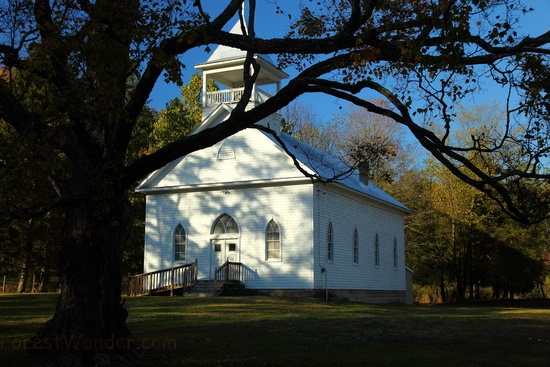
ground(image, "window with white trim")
xmin=266 ymin=219 xmax=281 ymax=260
xmin=217 ymin=141 xmax=235 ymax=160
xmin=174 ymin=224 xmax=186 ymax=261
xmin=374 ymin=233 xmax=380 ymax=267
xmin=353 ymin=228 xmax=359 ymax=264
xmin=212 ymin=214 xmax=239 ymax=234
xmin=327 ymin=222 xmax=334 ymax=261
xmin=393 ymin=237 xmax=398 ymax=268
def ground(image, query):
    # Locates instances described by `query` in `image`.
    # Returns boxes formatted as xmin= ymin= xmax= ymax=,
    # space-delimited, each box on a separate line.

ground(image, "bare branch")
xmin=251 ymin=125 xmax=356 ymax=184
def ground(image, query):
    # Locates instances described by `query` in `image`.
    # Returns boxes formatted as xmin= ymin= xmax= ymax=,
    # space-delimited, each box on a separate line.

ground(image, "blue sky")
xmin=148 ymin=1 xmax=550 ymax=123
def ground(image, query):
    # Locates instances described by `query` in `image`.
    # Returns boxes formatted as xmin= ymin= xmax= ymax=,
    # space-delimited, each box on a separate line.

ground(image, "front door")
xmin=212 ymin=239 xmax=238 ymax=276
xmin=210 ymin=214 xmax=240 ymax=279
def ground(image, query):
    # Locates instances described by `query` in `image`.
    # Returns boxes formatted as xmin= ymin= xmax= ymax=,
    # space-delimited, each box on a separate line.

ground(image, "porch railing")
xmin=214 ymin=261 xmax=242 ymax=290
xmin=127 ymin=260 xmax=198 ymax=296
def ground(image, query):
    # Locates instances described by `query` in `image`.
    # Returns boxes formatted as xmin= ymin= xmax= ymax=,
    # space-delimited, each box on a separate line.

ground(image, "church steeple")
xmin=194 ymin=21 xmax=288 ymax=120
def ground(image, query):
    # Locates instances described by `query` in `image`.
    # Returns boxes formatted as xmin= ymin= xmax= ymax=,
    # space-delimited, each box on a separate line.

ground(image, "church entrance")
xmin=212 ymin=240 xmax=238 ymax=270
xmin=209 ymin=214 xmax=240 ymax=278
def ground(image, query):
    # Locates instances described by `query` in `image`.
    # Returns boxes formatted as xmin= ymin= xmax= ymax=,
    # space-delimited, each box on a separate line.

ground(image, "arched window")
xmin=211 ymin=214 xmax=239 ymax=234
xmin=374 ymin=233 xmax=380 ymax=267
xmin=327 ymin=222 xmax=334 ymax=261
xmin=217 ymin=141 xmax=235 ymax=160
xmin=393 ymin=237 xmax=398 ymax=268
xmin=353 ymin=228 xmax=359 ymax=264
xmin=266 ymin=219 xmax=281 ymax=260
xmin=174 ymin=224 xmax=186 ymax=261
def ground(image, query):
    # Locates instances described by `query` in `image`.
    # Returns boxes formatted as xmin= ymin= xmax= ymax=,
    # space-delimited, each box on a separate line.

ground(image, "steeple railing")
xmin=205 ymin=87 xmax=271 ymax=107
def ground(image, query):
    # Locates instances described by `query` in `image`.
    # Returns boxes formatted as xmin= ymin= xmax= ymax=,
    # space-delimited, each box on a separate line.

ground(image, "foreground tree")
xmin=1 ymin=0 xmax=549 ymax=364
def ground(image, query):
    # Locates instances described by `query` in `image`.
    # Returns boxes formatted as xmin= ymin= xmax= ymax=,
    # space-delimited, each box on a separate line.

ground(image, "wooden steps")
xmin=184 ymin=280 xmax=222 ymax=297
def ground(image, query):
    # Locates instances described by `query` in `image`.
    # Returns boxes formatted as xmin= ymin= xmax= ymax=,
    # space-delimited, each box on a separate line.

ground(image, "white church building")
xmin=136 ymin=23 xmax=412 ymax=303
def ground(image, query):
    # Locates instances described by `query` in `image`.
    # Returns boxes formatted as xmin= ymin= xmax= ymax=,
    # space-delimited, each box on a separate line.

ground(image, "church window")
xmin=374 ymin=233 xmax=380 ymax=267
xmin=174 ymin=224 xmax=186 ymax=261
xmin=212 ymin=214 xmax=239 ymax=234
xmin=266 ymin=219 xmax=281 ymax=260
xmin=353 ymin=228 xmax=359 ymax=264
xmin=217 ymin=141 xmax=235 ymax=160
xmin=393 ymin=237 xmax=398 ymax=268
xmin=327 ymin=222 xmax=334 ymax=261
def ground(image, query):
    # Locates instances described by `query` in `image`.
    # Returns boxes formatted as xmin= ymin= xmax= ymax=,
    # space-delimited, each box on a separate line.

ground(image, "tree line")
xmin=282 ymin=100 xmax=549 ymax=303
xmin=0 ymin=73 xmax=213 ymax=292
xmin=3 ymin=81 xmax=547 ymax=303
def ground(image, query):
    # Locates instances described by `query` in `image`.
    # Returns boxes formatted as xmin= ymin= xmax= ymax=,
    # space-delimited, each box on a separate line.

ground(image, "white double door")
xmin=210 ymin=238 xmax=239 ymax=277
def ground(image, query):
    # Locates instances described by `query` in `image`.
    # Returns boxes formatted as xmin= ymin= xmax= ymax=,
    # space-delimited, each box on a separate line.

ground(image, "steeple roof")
xmin=206 ymin=22 xmax=277 ymax=64
xmin=194 ymin=21 xmax=288 ymax=88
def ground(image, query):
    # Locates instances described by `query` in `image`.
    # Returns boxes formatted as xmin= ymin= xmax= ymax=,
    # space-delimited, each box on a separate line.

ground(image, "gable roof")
xmin=136 ymin=108 xmax=409 ymax=213
xmin=273 ymin=132 xmax=409 ymax=213
xmin=135 ymin=128 xmax=313 ymax=193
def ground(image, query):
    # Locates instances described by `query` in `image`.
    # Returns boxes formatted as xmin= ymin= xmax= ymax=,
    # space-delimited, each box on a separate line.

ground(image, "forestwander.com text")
xmin=2 ymin=335 xmax=177 ymax=351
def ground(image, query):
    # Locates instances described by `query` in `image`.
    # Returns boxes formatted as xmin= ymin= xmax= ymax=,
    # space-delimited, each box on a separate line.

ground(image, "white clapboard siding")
xmin=144 ymin=184 xmax=314 ymax=289
xmin=140 ymin=120 xmax=408 ymax=293
xmin=312 ymin=185 xmax=406 ymax=291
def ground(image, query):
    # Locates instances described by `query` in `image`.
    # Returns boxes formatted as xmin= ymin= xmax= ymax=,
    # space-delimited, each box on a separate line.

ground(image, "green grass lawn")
xmin=1 ymin=294 xmax=549 ymax=366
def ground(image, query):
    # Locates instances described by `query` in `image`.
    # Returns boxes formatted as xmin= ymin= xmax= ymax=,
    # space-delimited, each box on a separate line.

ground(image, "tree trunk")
xmin=467 ymin=242 xmax=474 ymax=302
xmin=29 ymin=176 xmax=135 ymax=366
xmin=492 ymin=286 xmax=500 ymax=299
xmin=16 ymin=253 xmax=30 ymax=293
xmin=36 ymin=266 xmax=49 ymax=293
xmin=439 ymin=259 xmax=446 ymax=303
xmin=451 ymin=219 xmax=466 ymax=302
xmin=16 ymin=219 xmax=34 ymax=293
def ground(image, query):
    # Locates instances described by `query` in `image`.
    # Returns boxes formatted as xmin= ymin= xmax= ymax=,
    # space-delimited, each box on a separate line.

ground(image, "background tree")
xmin=150 ymin=73 xmax=218 ymax=150
xmin=397 ymin=102 xmax=548 ymax=302
xmin=281 ymin=101 xmax=336 ymax=153
xmin=400 ymin=157 xmax=547 ymax=303
xmin=282 ymin=100 xmax=419 ymax=188
xmin=332 ymin=101 xmax=418 ymax=188
xmin=389 ymin=167 xmax=452 ymax=302
xmin=0 ymin=1 xmax=549 ymax=364
xmin=0 ymin=91 xmax=62 ymax=293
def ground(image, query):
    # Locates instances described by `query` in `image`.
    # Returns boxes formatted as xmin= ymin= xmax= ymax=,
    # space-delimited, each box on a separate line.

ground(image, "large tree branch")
xmin=294 ymin=77 xmax=549 ymax=223
xmin=99 ymin=0 xmax=550 ymax=135
xmin=0 ymin=84 xmax=41 ymax=136
xmin=0 ymin=199 xmax=61 ymax=228
xmin=124 ymin=0 xmax=244 ymax=128
xmin=252 ymin=125 xmax=356 ymax=184
xmin=121 ymin=72 xmax=314 ymax=187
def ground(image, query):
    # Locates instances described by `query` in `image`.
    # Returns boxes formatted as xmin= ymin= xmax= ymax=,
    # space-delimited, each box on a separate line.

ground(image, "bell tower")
xmin=194 ymin=21 xmax=289 ymax=122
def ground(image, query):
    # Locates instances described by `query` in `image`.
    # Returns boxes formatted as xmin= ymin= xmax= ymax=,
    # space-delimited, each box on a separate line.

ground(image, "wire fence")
xmin=1 ymin=275 xmax=61 ymax=293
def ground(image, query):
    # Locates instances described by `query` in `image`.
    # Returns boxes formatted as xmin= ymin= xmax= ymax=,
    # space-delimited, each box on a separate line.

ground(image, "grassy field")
xmin=1 ymin=294 xmax=549 ymax=367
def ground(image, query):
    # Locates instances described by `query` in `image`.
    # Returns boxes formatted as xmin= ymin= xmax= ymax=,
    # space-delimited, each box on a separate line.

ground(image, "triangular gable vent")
xmin=217 ymin=141 xmax=236 ymax=160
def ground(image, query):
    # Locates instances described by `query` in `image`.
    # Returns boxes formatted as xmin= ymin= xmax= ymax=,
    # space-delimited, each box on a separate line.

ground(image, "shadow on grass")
xmin=1 ymin=294 xmax=549 ymax=367
xmin=124 ymin=296 xmax=550 ymax=367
